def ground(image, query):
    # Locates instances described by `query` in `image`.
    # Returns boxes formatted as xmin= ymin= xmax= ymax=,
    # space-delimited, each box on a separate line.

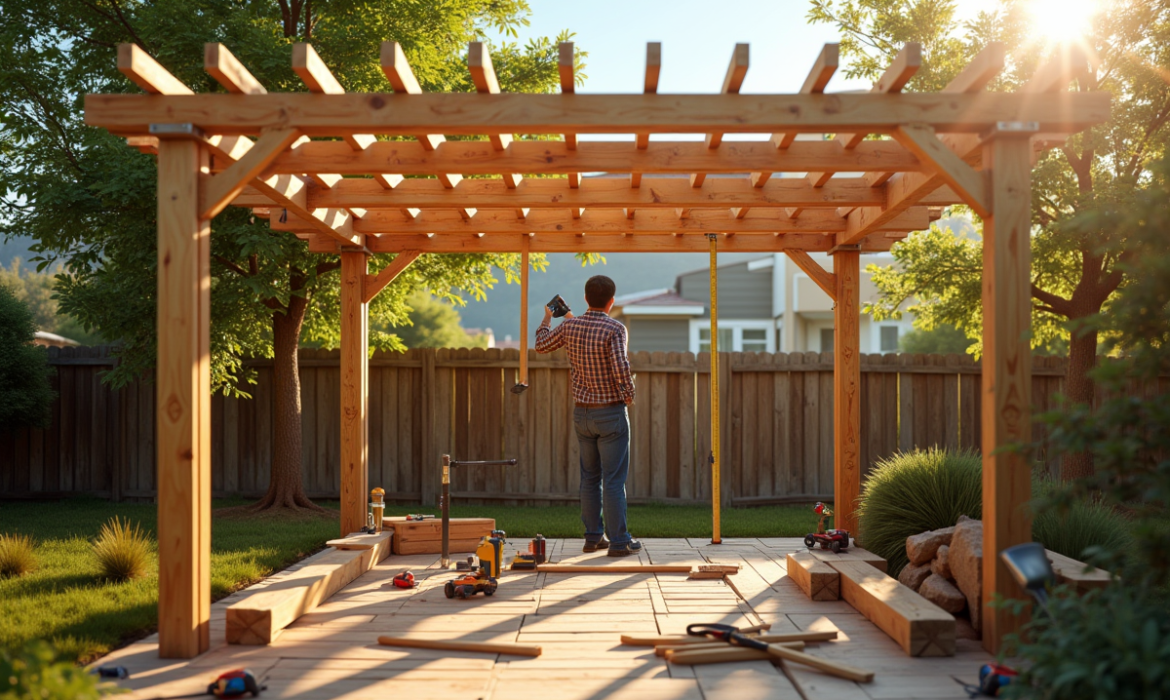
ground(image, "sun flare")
xmin=1027 ymin=0 xmax=1100 ymax=44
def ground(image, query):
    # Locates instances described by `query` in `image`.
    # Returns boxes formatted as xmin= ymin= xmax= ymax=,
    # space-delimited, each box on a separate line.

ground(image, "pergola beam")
xmin=85 ymin=91 xmax=1110 ymax=136
xmin=234 ymin=176 xmax=961 ymax=210
xmin=893 ymin=124 xmax=989 ymax=218
xmin=785 ymin=250 xmax=837 ymax=300
xmin=200 ymin=128 xmax=303 ymax=219
xmin=362 ymin=250 xmax=420 ymax=304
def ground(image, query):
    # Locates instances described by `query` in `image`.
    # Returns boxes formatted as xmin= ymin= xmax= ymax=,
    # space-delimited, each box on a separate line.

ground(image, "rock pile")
xmin=897 ymin=516 xmax=984 ymax=639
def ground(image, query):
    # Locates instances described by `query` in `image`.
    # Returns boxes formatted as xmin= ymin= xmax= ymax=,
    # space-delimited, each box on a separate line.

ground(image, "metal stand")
xmin=439 ymin=455 xmax=518 ymax=567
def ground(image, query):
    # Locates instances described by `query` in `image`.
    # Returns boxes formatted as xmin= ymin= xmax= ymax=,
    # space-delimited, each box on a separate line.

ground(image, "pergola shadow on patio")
xmin=96 ymin=538 xmax=996 ymax=700
xmin=83 ymin=38 xmax=1107 ymax=658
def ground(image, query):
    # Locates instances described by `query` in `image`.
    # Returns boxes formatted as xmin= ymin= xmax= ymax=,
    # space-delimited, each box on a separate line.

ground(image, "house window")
xmin=691 ymin=321 xmax=774 ymax=353
xmin=880 ymin=326 xmax=900 ymax=352
xmin=820 ymin=328 xmax=835 ymax=353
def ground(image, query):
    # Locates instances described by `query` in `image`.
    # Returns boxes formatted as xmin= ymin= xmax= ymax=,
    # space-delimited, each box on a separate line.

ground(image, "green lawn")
xmin=0 ymin=497 xmax=818 ymax=663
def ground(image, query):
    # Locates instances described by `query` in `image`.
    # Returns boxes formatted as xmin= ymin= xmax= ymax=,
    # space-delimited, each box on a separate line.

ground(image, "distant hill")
xmin=456 ymin=252 xmax=762 ymax=343
xmin=0 ymin=236 xmax=37 ymax=267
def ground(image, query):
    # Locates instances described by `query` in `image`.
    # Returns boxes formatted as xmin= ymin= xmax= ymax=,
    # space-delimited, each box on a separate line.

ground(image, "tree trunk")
xmin=1059 ymin=323 xmax=1098 ymax=482
xmin=252 ymin=293 xmax=323 ymax=511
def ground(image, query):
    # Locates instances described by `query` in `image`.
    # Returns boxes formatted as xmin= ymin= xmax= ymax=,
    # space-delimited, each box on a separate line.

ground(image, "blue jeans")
xmin=574 ymin=405 xmax=632 ymax=547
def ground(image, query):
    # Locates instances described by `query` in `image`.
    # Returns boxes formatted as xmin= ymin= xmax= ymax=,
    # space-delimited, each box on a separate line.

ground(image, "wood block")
xmin=326 ymin=531 xmax=393 ymax=550
xmin=786 ymin=551 xmax=839 ymax=601
xmin=809 ymin=545 xmax=887 ymax=573
xmin=226 ymin=537 xmax=390 ymax=645
xmin=827 ymin=559 xmax=955 ymax=657
xmin=386 ymin=517 xmax=495 ymax=554
xmin=1047 ymin=549 xmax=1112 ymax=593
xmin=395 ymin=537 xmax=483 ymax=556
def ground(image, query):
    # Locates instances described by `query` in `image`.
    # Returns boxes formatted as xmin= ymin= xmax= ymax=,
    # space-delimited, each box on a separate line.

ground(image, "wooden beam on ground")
xmin=622 ymin=630 xmax=834 ymax=647
xmin=262 ymin=139 xmax=924 ymax=176
xmin=535 ymin=564 xmax=694 ymax=574
xmin=339 ymin=252 xmax=369 ymax=537
xmin=829 ymin=559 xmax=956 ymax=657
xmin=893 ymin=124 xmax=989 ymax=217
xmin=1046 ymin=549 xmax=1112 ymax=592
xmin=981 ymin=131 xmax=1034 ymax=654
xmin=240 ymin=176 xmax=952 ymax=210
xmin=785 ymin=251 xmax=836 ymax=300
xmin=806 ymin=43 xmax=921 ymax=189
xmin=786 ymin=550 xmax=839 ymax=600
xmin=155 ymin=135 xmax=211 ymax=659
xmin=268 ymin=206 xmax=934 ymax=237
xmin=200 ymin=128 xmax=302 ymax=219
xmin=378 ymin=636 xmax=542 ymax=658
xmin=362 ymin=250 xmax=420 ymax=304
xmin=84 ymin=92 xmax=1111 ymax=137
xmin=833 ymin=249 xmax=862 ymax=535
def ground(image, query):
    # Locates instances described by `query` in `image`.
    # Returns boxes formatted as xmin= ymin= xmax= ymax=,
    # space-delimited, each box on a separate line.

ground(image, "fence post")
xmin=421 ymin=348 xmax=437 ymax=507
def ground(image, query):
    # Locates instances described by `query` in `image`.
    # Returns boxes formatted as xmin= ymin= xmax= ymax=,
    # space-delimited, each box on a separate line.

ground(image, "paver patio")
xmin=98 ymin=538 xmax=992 ymax=699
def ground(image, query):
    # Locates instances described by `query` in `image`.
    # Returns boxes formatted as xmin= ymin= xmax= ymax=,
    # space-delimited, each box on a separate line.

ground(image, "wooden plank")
xmin=1046 ymin=549 xmax=1112 ymax=593
xmin=226 ymin=541 xmax=389 ymax=644
xmin=981 ymin=134 xmax=1036 ymax=654
xmin=339 ymin=252 xmax=369 ymax=537
xmin=808 ymin=546 xmax=887 ymax=573
xmin=786 ymin=551 xmax=839 ymax=601
xmin=828 ymin=559 xmax=956 ymax=657
xmin=833 ymin=251 xmax=861 ymax=534
xmin=117 ymin=43 xmax=192 ymax=95
xmin=85 ymin=91 xmax=1111 ymax=135
xmin=155 ymin=137 xmax=211 ymax=659
xmin=326 ymin=531 xmax=393 ymax=550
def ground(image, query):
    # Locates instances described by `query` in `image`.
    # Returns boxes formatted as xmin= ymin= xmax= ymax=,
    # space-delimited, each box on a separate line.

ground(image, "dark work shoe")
xmin=582 ymin=537 xmax=610 ymax=553
xmin=607 ymin=539 xmax=643 ymax=557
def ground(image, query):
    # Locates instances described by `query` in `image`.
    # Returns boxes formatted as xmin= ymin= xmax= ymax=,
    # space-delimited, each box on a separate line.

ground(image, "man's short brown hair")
xmin=585 ymin=275 xmax=616 ymax=308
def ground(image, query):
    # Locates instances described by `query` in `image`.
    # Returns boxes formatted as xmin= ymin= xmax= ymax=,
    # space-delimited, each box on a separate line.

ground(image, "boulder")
xmin=931 ymin=544 xmax=953 ymax=579
xmin=950 ymin=517 xmax=984 ymax=631
xmin=906 ymin=526 xmax=956 ymax=565
xmin=897 ymin=562 xmax=932 ymax=592
xmin=919 ymin=573 xmax=966 ymax=613
xmin=955 ymin=615 xmax=981 ymax=641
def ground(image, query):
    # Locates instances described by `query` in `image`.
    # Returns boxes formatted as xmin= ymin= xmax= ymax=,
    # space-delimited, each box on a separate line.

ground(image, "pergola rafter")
xmin=84 ymin=38 xmax=1106 ymax=661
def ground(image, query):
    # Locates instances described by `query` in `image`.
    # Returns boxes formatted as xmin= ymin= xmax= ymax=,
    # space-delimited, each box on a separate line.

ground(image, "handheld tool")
xmin=512 ymin=534 xmax=547 ymax=570
xmin=405 ymin=513 xmax=434 ymax=521
xmin=391 ymin=571 xmax=417 ymax=589
xmin=546 ymin=294 xmax=571 ymax=318
xmin=686 ymin=623 xmax=874 ymax=683
xmin=149 ymin=669 xmax=266 ymax=699
xmin=440 ymin=455 xmax=517 ymax=567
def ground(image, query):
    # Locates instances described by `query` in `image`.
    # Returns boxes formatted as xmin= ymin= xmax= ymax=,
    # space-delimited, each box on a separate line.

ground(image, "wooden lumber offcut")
xmin=226 ymin=537 xmax=390 ymax=645
xmin=786 ymin=550 xmax=840 ymax=600
xmin=664 ymin=643 xmax=803 ymax=665
xmin=1047 ymin=549 xmax=1112 ymax=592
xmin=656 ymin=640 xmax=805 ymax=658
xmin=535 ymin=564 xmax=693 ymax=574
xmin=828 ymin=559 xmax=956 ymax=657
xmin=621 ymin=630 xmax=835 ymax=647
xmin=326 ymin=530 xmax=395 ymax=550
xmin=377 ymin=635 xmax=541 ymax=657
xmin=386 ymin=517 xmax=495 ymax=555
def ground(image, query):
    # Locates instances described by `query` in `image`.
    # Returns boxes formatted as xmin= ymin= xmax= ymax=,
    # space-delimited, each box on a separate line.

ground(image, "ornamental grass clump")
xmin=93 ymin=516 xmax=152 ymax=582
xmin=856 ymin=447 xmax=982 ymax=577
xmin=1031 ymin=478 xmax=1131 ymax=562
xmin=0 ymin=533 xmax=37 ymax=578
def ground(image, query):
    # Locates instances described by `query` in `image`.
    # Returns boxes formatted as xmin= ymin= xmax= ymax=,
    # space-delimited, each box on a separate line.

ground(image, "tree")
xmin=812 ymin=0 xmax=1170 ymax=480
xmin=0 ymin=259 xmax=104 ymax=344
xmin=0 ymin=0 xmax=571 ymax=511
xmin=898 ymin=322 xmax=972 ymax=354
xmin=386 ymin=291 xmax=489 ymax=349
xmin=0 ymin=283 xmax=54 ymax=429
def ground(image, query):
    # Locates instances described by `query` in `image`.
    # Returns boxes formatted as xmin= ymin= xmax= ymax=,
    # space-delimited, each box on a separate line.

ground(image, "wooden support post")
xmin=155 ymin=136 xmax=211 ymax=659
xmin=980 ymin=132 xmax=1034 ymax=654
xmin=340 ymin=252 xmax=369 ymax=536
xmin=517 ymin=235 xmax=530 ymax=391
xmin=833 ymin=249 xmax=861 ymax=534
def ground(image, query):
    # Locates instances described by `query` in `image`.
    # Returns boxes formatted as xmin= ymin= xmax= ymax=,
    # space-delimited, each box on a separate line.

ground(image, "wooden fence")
xmin=4 ymin=346 xmax=1159 ymax=505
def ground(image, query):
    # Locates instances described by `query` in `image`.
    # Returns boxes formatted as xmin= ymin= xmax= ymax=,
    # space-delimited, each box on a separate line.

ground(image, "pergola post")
xmin=339 ymin=251 xmax=369 ymax=536
xmin=832 ymin=249 xmax=861 ymax=534
xmin=980 ymin=131 xmax=1034 ymax=653
xmin=155 ymin=135 xmax=212 ymax=659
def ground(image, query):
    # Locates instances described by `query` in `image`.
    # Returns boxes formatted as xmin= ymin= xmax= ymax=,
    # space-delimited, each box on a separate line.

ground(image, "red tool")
xmin=405 ymin=514 xmax=434 ymax=521
xmin=392 ymin=571 xmax=417 ymax=589
xmin=150 ymin=669 xmax=265 ymax=699
xmin=803 ymin=502 xmax=851 ymax=553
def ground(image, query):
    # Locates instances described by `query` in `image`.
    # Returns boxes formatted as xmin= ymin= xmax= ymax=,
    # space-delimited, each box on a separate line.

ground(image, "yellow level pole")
xmin=708 ymin=233 xmax=721 ymax=544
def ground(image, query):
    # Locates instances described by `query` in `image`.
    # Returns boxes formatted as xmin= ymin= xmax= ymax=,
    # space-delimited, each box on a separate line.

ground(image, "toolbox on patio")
xmin=384 ymin=516 xmax=496 ymax=555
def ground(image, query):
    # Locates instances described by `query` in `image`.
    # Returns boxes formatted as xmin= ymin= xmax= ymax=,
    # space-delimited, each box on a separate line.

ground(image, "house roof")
xmin=613 ymin=289 xmax=705 ymax=317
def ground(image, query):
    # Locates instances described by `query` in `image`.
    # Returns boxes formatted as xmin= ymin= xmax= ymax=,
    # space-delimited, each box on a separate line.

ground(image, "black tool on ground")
xmin=150 ymin=669 xmax=266 ymax=700
xmin=546 ymin=294 xmax=571 ymax=318
xmin=440 ymin=455 xmax=518 ymax=568
xmin=686 ymin=622 xmax=758 ymax=647
xmin=94 ymin=665 xmax=130 ymax=679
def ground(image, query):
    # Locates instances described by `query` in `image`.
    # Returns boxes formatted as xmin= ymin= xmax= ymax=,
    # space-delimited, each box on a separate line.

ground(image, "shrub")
xmin=1002 ymin=584 xmax=1170 ymax=699
xmin=92 ymin=517 xmax=152 ymax=582
xmin=856 ymin=448 xmax=982 ymax=577
xmin=0 ymin=282 xmax=55 ymax=429
xmin=0 ymin=533 xmax=37 ymax=578
xmin=1031 ymin=478 xmax=1131 ymax=562
xmin=0 ymin=641 xmax=112 ymax=699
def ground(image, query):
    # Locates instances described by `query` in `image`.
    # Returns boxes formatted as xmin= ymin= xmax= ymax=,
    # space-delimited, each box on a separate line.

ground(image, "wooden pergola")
xmin=85 ymin=39 xmax=1106 ymax=659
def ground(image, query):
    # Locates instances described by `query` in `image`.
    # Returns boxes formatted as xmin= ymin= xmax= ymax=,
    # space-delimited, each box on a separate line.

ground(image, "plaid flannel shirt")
xmin=535 ymin=310 xmax=636 ymax=405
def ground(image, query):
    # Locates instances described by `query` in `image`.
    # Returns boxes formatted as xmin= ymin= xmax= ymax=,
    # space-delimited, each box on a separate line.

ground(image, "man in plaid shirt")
xmin=536 ymin=275 xmax=640 ymax=556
